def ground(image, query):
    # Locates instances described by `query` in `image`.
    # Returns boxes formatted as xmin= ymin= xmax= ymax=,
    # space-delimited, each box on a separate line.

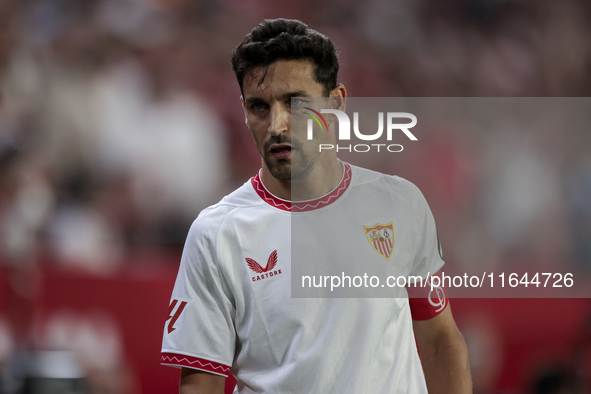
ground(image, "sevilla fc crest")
xmin=364 ymin=222 xmax=395 ymax=259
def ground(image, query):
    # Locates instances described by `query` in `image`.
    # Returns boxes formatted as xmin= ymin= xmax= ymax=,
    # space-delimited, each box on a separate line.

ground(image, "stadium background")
xmin=1 ymin=0 xmax=591 ymax=393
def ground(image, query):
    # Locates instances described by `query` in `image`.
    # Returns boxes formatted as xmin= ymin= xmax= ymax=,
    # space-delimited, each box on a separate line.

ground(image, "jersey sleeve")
xmin=161 ymin=212 xmax=235 ymax=377
xmin=406 ymin=183 xmax=447 ymax=320
xmin=407 ymin=270 xmax=448 ymax=321
xmin=408 ymin=184 xmax=445 ymax=280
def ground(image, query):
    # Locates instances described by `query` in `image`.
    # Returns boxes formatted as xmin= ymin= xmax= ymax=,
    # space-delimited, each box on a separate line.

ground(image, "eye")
xmin=251 ymin=102 xmax=267 ymax=111
xmin=291 ymin=98 xmax=304 ymax=107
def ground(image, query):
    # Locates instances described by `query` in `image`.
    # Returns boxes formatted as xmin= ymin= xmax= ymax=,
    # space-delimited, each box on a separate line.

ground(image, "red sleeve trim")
xmin=407 ymin=275 xmax=448 ymax=321
xmin=161 ymin=353 xmax=231 ymax=377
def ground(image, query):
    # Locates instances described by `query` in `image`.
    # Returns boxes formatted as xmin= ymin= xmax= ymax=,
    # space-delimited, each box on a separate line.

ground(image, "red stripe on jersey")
xmin=161 ymin=353 xmax=231 ymax=377
xmin=385 ymin=239 xmax=393 ymax=256
xmin=251 ymin=162 xmax=352 ymax=212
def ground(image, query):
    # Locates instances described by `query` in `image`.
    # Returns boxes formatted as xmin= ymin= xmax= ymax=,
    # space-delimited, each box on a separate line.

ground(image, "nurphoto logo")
xmin=304 ymin=109 xmax=418 ymax=153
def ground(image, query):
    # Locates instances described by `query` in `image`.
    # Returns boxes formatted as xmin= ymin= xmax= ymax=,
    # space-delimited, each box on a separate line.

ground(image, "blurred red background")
xmin=1 ymin=0 xmax=591 ymax=393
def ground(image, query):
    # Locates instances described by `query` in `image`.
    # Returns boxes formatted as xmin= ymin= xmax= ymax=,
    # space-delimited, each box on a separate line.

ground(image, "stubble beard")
xmin=263 ymin=135 xmax=316 ymax=181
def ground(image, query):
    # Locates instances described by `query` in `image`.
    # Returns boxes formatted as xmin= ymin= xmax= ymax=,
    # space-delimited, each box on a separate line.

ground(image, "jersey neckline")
xmin=250 ymin=162 xmax=352 ymax=212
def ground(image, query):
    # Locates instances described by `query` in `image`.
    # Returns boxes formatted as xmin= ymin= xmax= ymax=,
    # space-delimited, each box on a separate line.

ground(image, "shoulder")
xmin=187 ymin=178 xmax=265 ymax=243
xmin=349 ymin=164 xmax=427 ymax=208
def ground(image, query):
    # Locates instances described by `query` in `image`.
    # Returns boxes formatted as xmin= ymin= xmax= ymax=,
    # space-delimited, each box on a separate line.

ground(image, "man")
xmin=161 ymin=19 xmax=472 ymax=393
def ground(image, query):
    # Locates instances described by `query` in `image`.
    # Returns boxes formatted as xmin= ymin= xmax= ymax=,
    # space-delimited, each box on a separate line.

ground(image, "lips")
xmin=269 ymin=144 xmax=292 ymax=159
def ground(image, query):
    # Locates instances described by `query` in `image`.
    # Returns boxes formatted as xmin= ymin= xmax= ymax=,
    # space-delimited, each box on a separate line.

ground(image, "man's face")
xmin=241 ymin=60 xmax=329 ymax=181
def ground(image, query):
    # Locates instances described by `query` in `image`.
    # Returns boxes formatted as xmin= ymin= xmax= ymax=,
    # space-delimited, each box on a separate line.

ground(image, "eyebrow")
xmin=244 ymin=91 xmax=310 ymax=106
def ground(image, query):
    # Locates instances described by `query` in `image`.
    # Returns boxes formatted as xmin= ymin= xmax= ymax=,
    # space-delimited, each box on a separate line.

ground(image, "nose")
xmin=267 ymin=104 xmax=289 ymax=136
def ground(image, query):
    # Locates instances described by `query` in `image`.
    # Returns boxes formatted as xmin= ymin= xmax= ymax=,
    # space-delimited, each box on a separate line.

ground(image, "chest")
xmin=218 ymin=197 xmax=419 ymax=318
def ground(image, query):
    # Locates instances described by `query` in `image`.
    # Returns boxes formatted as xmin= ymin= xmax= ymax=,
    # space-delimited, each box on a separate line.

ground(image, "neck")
xmin=260 ymin=159 xmax=343 ymax=201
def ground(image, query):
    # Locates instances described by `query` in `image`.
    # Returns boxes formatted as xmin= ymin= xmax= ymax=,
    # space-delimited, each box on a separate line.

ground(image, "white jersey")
xmin=161 ymin=162 xmax=445 ymax=393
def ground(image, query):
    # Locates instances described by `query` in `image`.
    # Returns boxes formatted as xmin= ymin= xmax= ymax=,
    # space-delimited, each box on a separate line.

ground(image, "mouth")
xmin=269 ymin=144 xmax=292 ymax=159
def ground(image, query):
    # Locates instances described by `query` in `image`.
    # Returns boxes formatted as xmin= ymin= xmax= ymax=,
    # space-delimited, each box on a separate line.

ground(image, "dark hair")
xmin=231 ymin=19 xmax=339 ymax=97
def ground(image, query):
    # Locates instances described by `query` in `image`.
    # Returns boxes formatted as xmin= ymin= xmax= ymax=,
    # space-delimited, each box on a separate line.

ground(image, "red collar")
xmin=250 ymin=162 xmax=352 ymax=212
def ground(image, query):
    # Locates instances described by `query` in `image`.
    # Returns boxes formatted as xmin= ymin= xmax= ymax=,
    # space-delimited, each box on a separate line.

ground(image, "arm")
xmin=180 ymin=368 xmax=226 ymax=394
xmin=412 ymin=303 xmax=472 ymax=394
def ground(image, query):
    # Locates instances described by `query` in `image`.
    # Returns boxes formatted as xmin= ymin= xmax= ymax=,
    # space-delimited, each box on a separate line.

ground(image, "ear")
xmin=329 ymin=83 xmax=347 ymax=112
xmin=240 ymin=95 xmax=250 ymax=129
